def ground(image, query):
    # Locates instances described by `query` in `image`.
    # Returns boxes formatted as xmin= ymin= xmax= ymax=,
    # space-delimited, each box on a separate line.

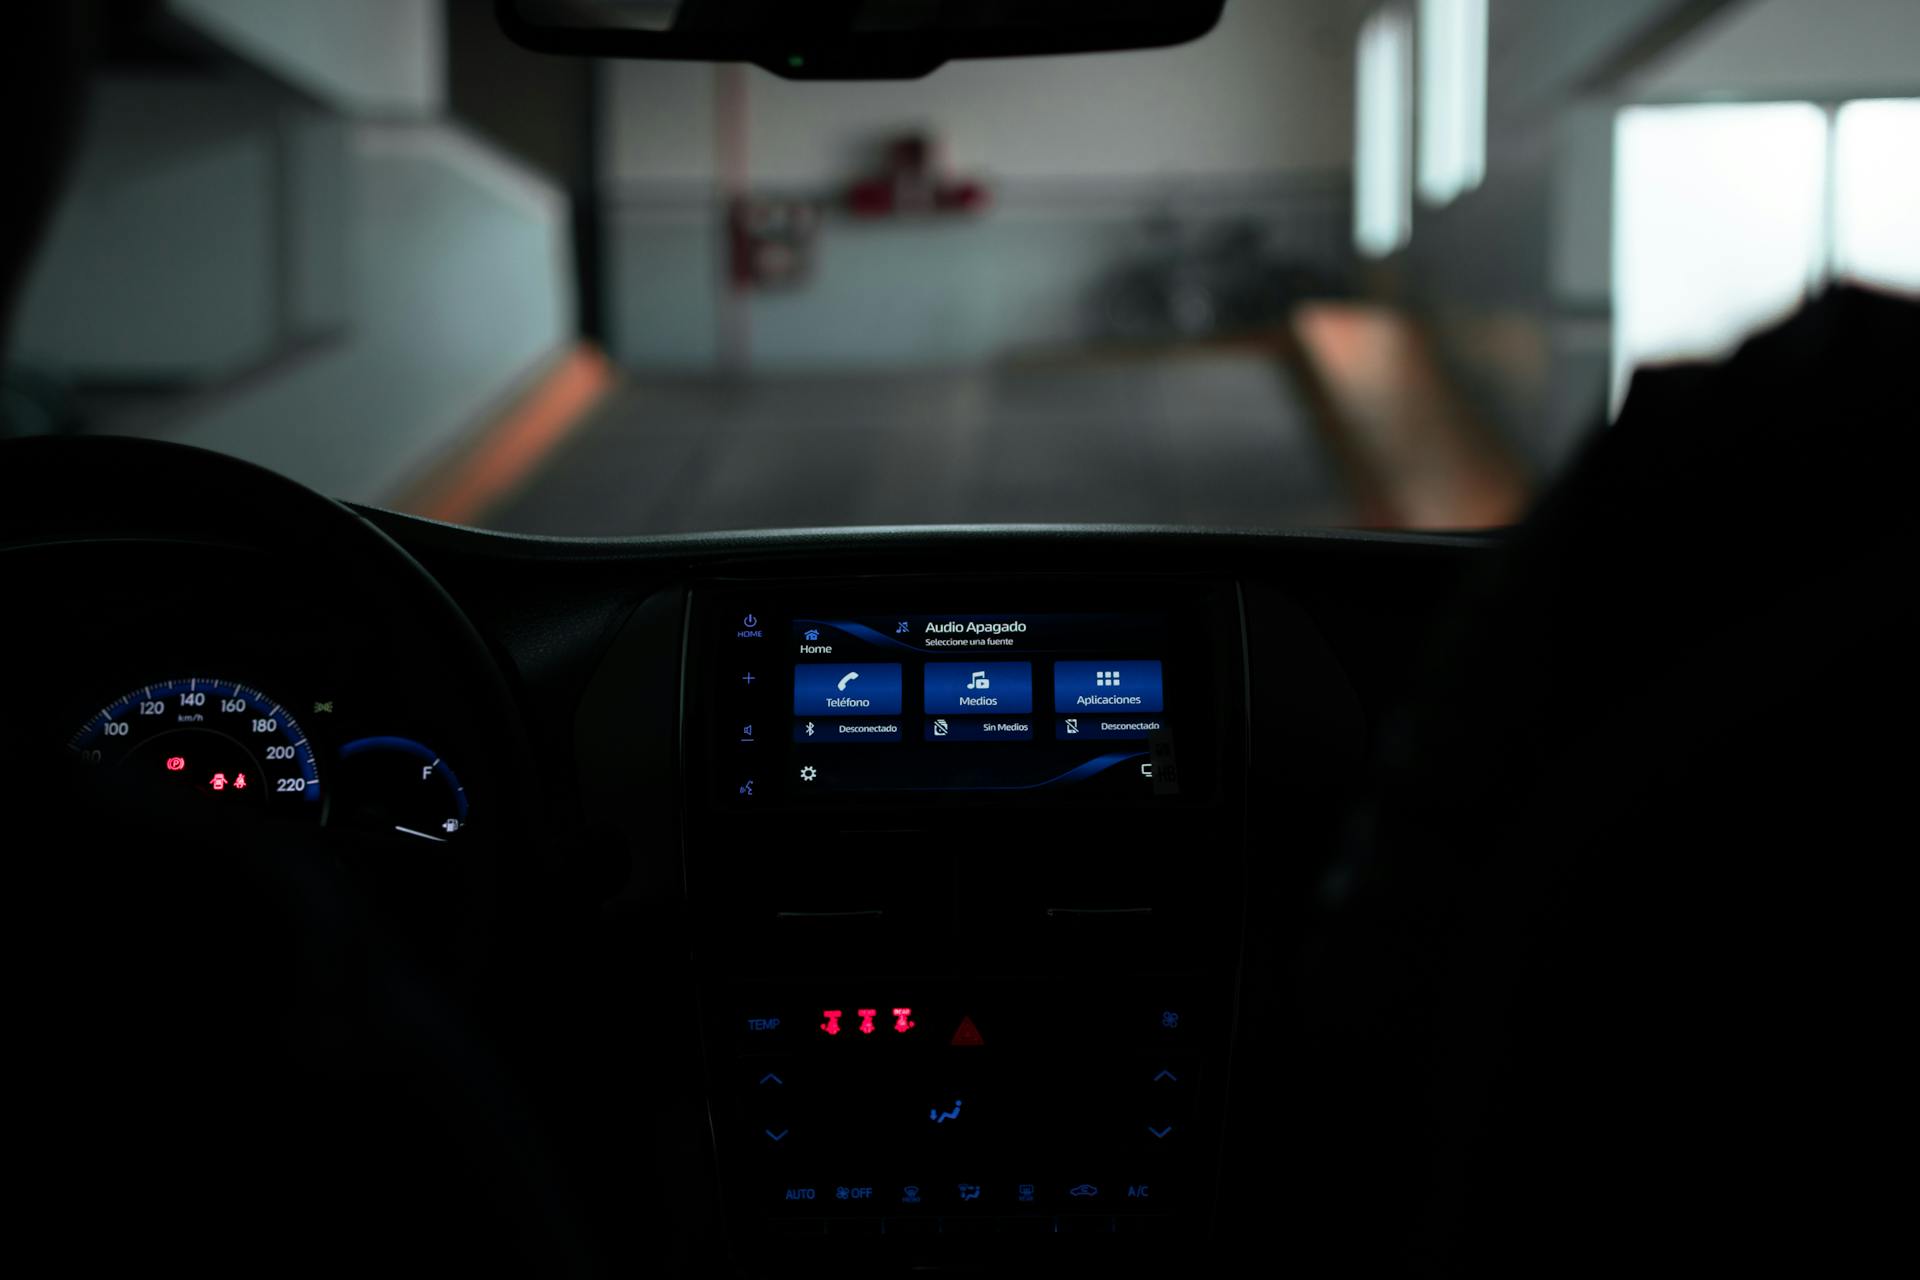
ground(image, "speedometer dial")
xmin=68 ymin=677 xmax=321 ymax=812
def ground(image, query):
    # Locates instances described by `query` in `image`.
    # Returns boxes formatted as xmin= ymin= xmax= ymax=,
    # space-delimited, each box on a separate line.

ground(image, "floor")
xmin=480 ymin=351 xmax=1353 ymax=537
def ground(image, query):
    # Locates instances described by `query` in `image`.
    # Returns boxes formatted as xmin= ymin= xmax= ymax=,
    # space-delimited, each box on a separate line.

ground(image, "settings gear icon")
xmin=799 ymin=765 xmax=819 ymax=782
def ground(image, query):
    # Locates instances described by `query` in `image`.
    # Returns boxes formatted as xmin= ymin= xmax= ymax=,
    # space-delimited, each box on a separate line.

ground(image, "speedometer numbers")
xmin=68 ymin=677 xmax=321 ymax=811
xmin=68 ymin=681 xmax=477 ymax=844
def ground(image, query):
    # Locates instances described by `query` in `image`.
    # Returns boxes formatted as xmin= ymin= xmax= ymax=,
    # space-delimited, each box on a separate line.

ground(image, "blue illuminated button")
xmin=1054 ymin=661 xmax=1164 ymax=713
xmin=924 ymin=662 xmax=1033 ymax=714
xmin=792 ymin=717 xmax=902 ymax=743
xmin=793 ymin=664 xmax=903 ymax=716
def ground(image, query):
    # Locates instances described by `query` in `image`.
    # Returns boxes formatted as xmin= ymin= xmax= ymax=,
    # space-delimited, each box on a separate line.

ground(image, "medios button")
xmin=924 ymin=662 xmax=1033 ymax=714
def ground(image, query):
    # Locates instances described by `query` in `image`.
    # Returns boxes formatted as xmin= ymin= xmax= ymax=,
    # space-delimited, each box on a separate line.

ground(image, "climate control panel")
xmin=712 ymin=976 xmax=1229 ymax=1251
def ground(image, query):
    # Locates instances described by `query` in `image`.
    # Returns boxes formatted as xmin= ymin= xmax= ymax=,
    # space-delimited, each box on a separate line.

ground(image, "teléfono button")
xmin=793 ymin=664 xmax=904 ymax=716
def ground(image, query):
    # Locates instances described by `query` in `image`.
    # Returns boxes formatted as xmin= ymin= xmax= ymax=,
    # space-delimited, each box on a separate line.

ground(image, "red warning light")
xmin=210 ymin=772 xmax=228 ymax=791
xmin=233 ymin=773 xmax=248 ymax=790
xmin=856 ymin=1008 xmax=877 ymax=1035
xmin=892 ymin=1007 xmax=916 ymax=1034
xmin=950 ymin=1015 xmax=984 ymax=1047
xmin=820 ymin=1009 xmax=843 ymax=1036
xmin=165 ymin=756 xmax=186 ymax=772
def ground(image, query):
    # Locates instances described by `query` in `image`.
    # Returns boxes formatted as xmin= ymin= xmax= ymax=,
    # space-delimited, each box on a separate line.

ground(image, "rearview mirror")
xmin=495 ymin=0 xmax=1227 ymax=80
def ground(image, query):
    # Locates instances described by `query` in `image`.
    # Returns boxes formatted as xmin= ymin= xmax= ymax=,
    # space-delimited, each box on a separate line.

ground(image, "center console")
xmin=681 ymin=577 xmax=1248 ymax=1265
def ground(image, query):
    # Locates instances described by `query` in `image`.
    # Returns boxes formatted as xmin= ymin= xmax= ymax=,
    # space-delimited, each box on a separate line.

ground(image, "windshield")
xmin=5 ymin=0 xmax=1917 ymax=535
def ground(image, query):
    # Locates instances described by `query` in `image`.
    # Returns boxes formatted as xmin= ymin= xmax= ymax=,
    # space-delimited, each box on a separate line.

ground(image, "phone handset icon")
xmin=836 ymin=671 xmax=860 ymax=692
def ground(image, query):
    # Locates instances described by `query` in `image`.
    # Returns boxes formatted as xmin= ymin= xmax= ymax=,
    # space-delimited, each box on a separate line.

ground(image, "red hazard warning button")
xmin=949 ymin=1015 xmax=985 ymax=1047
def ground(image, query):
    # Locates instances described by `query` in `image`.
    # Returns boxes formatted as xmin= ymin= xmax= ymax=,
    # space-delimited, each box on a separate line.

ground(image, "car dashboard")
xmin=0 ymin=437 xmax=1487 ymax=1274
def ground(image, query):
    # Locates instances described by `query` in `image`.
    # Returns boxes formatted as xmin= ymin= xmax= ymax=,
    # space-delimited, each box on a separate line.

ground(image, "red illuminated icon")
xmin=820 ymin=1009 xmax=843 ymax=1036
xmin=856 ymin=1009 xmax=877 ymax=1035
xmin=950 ymin=1015 xmax=984 ymax=1047
xmin=892 ymin=1008 xmax=916 ymax=1034
xmin=210 ymin=773 xmax=228 ymax=791
xmin=233 ymin=773 xmax=248 ymax=790
xmin=165 ymin=756 xmax=186 ymax=772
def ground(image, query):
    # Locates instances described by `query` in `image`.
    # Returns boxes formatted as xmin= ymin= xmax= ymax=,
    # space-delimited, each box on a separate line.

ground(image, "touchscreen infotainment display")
xmin=715 ymin=605 xmax=1191 ymax=801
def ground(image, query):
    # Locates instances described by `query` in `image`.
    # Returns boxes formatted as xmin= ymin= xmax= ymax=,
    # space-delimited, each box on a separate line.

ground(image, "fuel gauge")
xmin=332 ymin=736 xmax=470 ymax=844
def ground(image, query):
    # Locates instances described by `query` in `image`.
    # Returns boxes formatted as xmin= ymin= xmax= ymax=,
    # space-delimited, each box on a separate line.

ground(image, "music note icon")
xmin=965 ymin=670 xmax=991 ymax=690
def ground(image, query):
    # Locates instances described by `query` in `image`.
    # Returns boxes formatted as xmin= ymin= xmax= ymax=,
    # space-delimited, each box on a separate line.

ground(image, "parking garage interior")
xmin=5 ymin=0 xmax=1916 ymax=535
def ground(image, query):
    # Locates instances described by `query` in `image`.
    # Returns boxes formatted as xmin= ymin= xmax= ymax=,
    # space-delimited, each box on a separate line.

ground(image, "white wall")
xmin=1547 ymin=104 xmax=1613 ymax=305
xmin=600 ymin=0 xmax=1364 ymax=371
xmin=604 ymin=0 xmax=1360 ymax=186
xmin=603 ymin=58 xmax=716 ymax=185
xmin=133 ymin=123 xmax=574 ymax=503
xmin=16 ymin=2 xmax=577 ymax=505
xmin=750 ymin=3 xmax=1356 ymax=184
xmin=1628 ymin=0 xmax=1920 ymax=99
xmin=14 ymin=79 xmax=288 ymax=380
xmin=171 ymin=0 xmax=446 ymax=115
